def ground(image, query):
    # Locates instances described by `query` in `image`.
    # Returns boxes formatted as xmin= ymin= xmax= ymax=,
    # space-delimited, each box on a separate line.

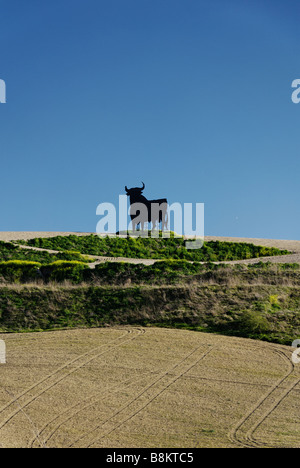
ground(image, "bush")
xmin=228 ymin=310 xmax=272 ymax=337
xmin=40 ymin=261 xmax=89 ymax=283
xmin=0 ymin=261 xmax=42 ymax=283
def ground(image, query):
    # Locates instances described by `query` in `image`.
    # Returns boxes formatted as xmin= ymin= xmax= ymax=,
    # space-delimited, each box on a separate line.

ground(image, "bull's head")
xmin=125 ymin=182 xmax=145 ymax=197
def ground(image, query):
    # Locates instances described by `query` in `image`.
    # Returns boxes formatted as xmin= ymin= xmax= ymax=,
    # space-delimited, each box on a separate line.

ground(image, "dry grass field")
xmin=0 ymin=326 xmax=299 ymax=449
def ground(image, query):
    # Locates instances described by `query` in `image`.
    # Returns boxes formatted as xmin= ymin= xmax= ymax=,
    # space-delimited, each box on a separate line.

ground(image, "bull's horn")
xmin=141 ymin=182 xmax=145 ymax=190
xmin=125 ymin=186 xmax=129 ymax=192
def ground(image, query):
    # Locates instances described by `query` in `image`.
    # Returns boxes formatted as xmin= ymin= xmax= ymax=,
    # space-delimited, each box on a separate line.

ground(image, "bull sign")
xmin=0 ymin=340 xmax=6 ymax=364
xmin=96 ymin=182 xmax=204 ymax=249
xmin=125 ymin=182 xmax=168 ymax=232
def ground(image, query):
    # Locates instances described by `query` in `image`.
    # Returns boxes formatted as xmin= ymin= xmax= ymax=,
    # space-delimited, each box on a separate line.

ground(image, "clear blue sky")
xmin=0 ymin=0 xmax=299 ymax=239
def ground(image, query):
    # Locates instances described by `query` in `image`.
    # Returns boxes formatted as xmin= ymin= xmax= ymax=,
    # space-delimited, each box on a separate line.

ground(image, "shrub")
xmin=269 ymin=294 xmax=280 ymax=309
xmin=40 ymin=261 xmax=89 ymax=284
xmin=241 ymin=310 xmax=272 ymax=335
xmin=232 ymin=310 xmax=272 ymax=337
xmin=0 ymin=260 xmax=42 ymax=283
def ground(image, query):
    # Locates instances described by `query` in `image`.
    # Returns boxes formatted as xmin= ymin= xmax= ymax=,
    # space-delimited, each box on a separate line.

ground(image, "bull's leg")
xmin=162 ymin=212 xmax=168 ymax=232
xmin=141 ymin=221 xmax=148 ymax=233
xmin=152 ymin=219 xmax=158 ymax=232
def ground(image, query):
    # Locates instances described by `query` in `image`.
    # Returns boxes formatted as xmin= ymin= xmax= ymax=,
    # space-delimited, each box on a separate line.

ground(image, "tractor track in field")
xmin=28 ymin=370 xmax=152 ymax=448
xmin=244 ymin=346 xmax=300 ymax=448
xmin=229 ymin=344 xmax=299 ymax=448
xmin=1 ymin=328 xmax=299 ymax=448
xmin=0 ymin=328 xmax=145 ymax=446
xmin=67 ymin=344 xmax=214 ymax=448
xmin=26 ymin=332 xmax=300 ymax=449
xmin=2 ymin=387 xmax=47 ymax=448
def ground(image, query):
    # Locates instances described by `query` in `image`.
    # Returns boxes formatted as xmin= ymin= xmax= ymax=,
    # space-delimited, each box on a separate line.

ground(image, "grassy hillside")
xmin=0 ymin=261 xmax=299 ymax=345
xmin=0 ymin=241 xmax=91 ymax=263
xmin=17 ymin=234 xmax=291 ymax=261
xmin=0 ymin=235 xmax=298 ymax=346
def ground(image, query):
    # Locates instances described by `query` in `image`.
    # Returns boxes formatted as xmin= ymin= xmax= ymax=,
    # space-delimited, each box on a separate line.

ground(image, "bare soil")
xmin=0 ymin=327 xmax=299 ymax=448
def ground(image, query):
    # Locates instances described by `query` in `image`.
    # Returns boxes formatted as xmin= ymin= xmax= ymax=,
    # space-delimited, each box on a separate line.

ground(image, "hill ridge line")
xmin=1 ymin=232 xmax=299 ymax=265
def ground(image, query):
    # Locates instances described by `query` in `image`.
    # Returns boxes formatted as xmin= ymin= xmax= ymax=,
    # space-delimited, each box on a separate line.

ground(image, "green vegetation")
xmin=18 ymin=234 xmax=290 ymax=261
xmin=40 ymin=261 xmax=88 ymax=284
xmin=0 ymin=261 xmax=42 ymax=283
xmin=0 ymin=278 xmax=299 ymax=345
xmin=1 ymin=258 xmax=299 ymax=287
xmin=0 ymin=241 xmax=91 ymax=264
xmin=0 ymin=235 xmax=298 ymax=346
xmin=89 ymin=260 xmax=300 ymax=286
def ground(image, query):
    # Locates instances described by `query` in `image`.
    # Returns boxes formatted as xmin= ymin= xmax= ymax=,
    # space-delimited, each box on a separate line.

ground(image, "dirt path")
xmin=1 ymin=232 xmax=299 ymax=265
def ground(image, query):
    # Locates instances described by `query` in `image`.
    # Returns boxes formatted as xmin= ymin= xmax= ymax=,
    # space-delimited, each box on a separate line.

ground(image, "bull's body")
xmin=125 ymin=183 xmax=168 ymax=232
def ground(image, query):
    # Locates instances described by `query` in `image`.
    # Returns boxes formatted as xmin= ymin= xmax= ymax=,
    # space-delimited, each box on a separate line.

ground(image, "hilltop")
xmin=0 ymin=232 xmax=298 ymax=344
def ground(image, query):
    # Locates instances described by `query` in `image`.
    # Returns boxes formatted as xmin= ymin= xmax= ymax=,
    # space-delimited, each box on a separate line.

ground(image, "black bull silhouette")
xmin=125 ymin=182 xmax=168 ymax=232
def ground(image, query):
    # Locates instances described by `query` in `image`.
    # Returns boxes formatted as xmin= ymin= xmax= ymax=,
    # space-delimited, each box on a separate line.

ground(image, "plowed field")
xmin=0 ymin=327 xmax=299 ymax=448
